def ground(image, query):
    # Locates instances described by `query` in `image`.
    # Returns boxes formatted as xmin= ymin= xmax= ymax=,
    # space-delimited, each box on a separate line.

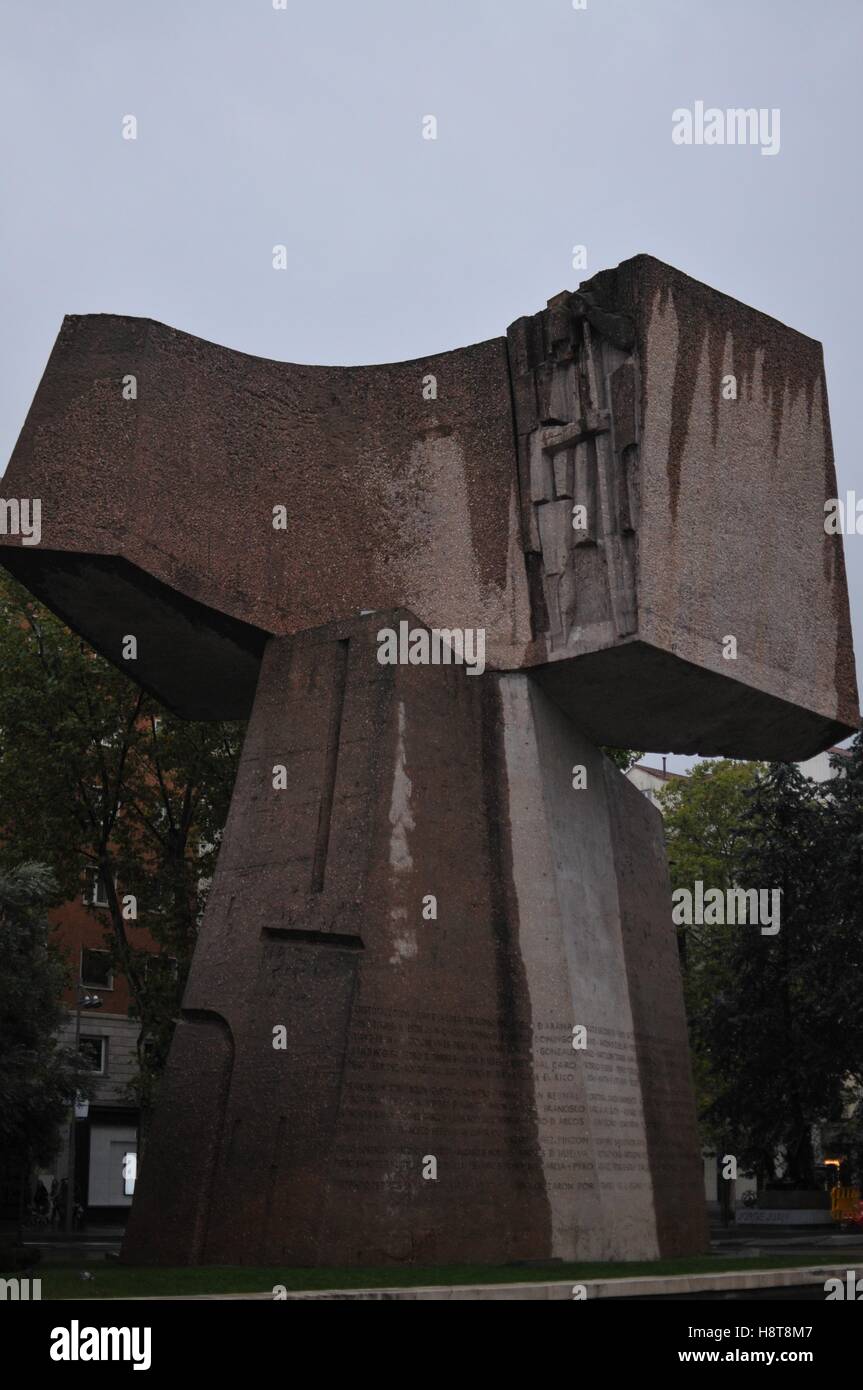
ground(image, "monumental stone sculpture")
xmin=1 ymin=254 xmax=856 ymax=1265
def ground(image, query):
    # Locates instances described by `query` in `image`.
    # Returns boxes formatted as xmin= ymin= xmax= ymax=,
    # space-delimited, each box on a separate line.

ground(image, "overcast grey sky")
xmin=2 ymin=0 xmax=860 ymax=769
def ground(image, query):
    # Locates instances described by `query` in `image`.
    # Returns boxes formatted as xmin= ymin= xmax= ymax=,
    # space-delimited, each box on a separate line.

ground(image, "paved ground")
xmin=21 ymin=1227 xmax=123 ymax=1260
xmin=711 ymin=1227 xmax=863 ymax=1258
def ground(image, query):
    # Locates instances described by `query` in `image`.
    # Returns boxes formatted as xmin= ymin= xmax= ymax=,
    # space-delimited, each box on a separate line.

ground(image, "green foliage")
xmin=602 ymin=748 xmax=644 ymax=773
xmin=661 ymin=759 xmax=761 ymax=893
xmin=0 ymin=864 xmax=86 ymax=1168
xmin=0 ymin=572 xmax=245 ymax=1115
xmin=661 ymin=748 xmax=863 ymax=1188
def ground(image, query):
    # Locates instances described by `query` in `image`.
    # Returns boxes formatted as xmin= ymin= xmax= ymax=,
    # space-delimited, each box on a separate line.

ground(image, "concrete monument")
xmin=1 ymin=255 xmax=856 ymax=1265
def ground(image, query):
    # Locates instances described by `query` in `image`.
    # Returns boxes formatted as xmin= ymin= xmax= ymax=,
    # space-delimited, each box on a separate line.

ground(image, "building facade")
xmin=34 ymin=881 xmax=162 ymax=1226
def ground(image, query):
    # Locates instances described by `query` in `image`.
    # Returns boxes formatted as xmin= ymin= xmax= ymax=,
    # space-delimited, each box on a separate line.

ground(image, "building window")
xmin=78 ymin=1035 xmax=107 ymax=1074
xmin=80 ymin=948 xmax=113 ymax=990
xmin=83 ymin=867 xmax=110 ymax=908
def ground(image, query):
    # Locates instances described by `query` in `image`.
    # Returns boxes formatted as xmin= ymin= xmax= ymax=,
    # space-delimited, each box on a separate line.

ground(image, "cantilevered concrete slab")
xmin=1 ymin=254 xmax=856 ymax=753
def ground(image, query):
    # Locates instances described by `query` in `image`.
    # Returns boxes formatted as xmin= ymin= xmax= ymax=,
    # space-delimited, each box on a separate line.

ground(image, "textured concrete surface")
xmin=1 ymin=254 xmax=856 ymax=752
xmin=499 ymin=675 xmax=704 ymax=1259
xmin=121 ymin=612 xmax=705 ymax=1267
xmin=507 ymin=256 xmax=858 ymax=753
xmin=123 ymin=612 xmax=548 ymax=1266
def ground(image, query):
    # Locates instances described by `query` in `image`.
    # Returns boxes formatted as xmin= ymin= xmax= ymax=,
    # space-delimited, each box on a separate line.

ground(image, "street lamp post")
xmin=64 ymin=990 xmax=103 ymax=1235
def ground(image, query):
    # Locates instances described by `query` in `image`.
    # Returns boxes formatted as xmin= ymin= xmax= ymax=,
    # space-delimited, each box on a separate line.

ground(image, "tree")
xmin=0 ymin=572 xmax=245 ymax=1124
xmin=821 ymin=736 xmax=863 ymax=1182
xmin=660 ymin=759 xmax=763 ymax=1195
xmin=0 ymin=863 xmax=86 ymax=1224
xmin=661 ymin=752 xmax=863 ymax=1189
xmin=602 ymin=748 xmax=644 ymax=773
xmin=661 ymin=758 xmax=759 ymax=896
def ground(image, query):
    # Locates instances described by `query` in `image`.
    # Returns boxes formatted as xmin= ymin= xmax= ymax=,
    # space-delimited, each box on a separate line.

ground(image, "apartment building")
xmin=37 ymin=873 xmax=163 ymax=1225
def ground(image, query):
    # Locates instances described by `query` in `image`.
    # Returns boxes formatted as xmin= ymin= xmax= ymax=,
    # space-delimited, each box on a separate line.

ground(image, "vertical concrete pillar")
xmin=123 ymin=612 xmax=706 ymax=1266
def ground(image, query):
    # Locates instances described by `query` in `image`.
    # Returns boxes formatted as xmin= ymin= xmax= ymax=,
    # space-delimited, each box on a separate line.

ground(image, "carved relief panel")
xmin=508 ymin=284 xmax=641 ymax=654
